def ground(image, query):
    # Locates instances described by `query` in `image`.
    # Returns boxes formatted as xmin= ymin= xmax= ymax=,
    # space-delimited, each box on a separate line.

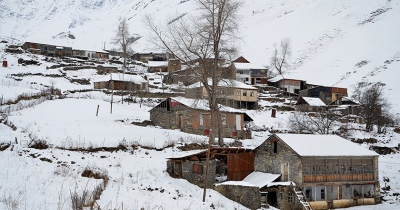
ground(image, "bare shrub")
xmin=29 ymin=139 xmax=49 ymax=150
xmin=0 ymin=142 xmax=11 ymax=151
xmin=0 ymin=191 xmax=23 ymax=210
xmin=54 ymin=165 xmax=72 ymax=177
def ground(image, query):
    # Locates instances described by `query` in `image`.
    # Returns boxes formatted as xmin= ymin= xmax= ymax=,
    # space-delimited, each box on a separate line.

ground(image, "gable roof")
xmin=187 ymin=78 xmax=257 ymax=90
xmin=93 ymin=73 xmax=147 ymax=83
xmin=151 ymin=97 xmax=254 ymax=121
xmin=329 ymin=96 xmax=359 ymax=105
xmin=267 ymin=74 xmax=304 ymax=83
xmin=272 ymin=134 xmax=378 ymax=157
xmin=147 ymin=61 xmax=168 ymax=67
xmin=232 ymin=56 xmax=250 ymax=63
xmin=215 ymin=172 xmax=280 ymax=188
xmin=296 ymin=97 xmax=326 ymax=106
xmin=232 ymin=62 xmax=267 ymax=70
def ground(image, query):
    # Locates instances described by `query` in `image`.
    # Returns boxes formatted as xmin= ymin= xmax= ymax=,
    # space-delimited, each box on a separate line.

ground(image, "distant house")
xmin=147 ymin=59 xmax=181 ymax=73
xmin=185 ymin=79 xmax=258 ymax=109
xmin=300 ymin=85 xmax=348 ymax=104
xmin=254 ymin=133 xmax=380 ymax=210
xmin=105 ymin=50 xmax=127 ymax=57
xmin=132 ymin=52 xmax=171 ymax=63
xmin=72 ymin=49 xmax=88 ymax=60
xmin=150 ymin=97 xmax=253 ymax=139
xmin=166 ymin=147 xmax=255 ymax=188
xmin=96 ymin=51 xmax=109 ymax=60
xmin=93 ymin=73 xmax=148 ymax=91
xmin=232 ymin=61 xmax=269 ymax=85
xmin=328 ymin=96 xmax=361 ymax=116
xmin=295 ymin=96 xmax=326 ymax=112
xmin=21 ymin=42 xmax=72 ymax=57
xmin=267 ymin=75 xmax=306 ymax=94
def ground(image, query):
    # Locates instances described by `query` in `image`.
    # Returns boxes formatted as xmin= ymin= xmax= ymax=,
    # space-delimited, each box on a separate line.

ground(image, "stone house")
xmin=254 ymin=133 xmax=380 ymax=210
xmin=150 ymin=97 xmax=253 ymax=139
xmin=295 ymin=96 xmax=327 ymax=112
xmin=185 ymin=79 xmax=258 ymax=110
xmin=166 ymin=147 xmax=255 ymax=188
xmin=93 ymin=73 xmax=148 ymax=91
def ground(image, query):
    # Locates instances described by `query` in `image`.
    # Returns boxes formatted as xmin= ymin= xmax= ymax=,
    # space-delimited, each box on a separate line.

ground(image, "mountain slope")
xmin=1 ymin=0 xmax=399 ymax=113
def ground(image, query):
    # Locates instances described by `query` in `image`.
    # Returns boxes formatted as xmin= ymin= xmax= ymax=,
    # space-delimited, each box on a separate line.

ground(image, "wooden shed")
xmin=166 ymin=147 xmax=255 ymax=187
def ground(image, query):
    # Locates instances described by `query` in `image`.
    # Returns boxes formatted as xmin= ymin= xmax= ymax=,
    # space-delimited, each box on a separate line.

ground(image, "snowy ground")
xmin=1 ymin=38 xmax=400 ymax=210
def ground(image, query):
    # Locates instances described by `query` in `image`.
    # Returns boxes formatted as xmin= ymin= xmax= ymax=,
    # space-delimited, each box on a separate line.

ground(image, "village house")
xmin=132 ymin=52 xmax=170 ymax=62
xmin=254 ymin=133 xmax=380 ymax=210
xmin=295 ymin=96 xmax=327 ymax=112
xmin=150 ymin=97 xmax=253 ymax=139
xmin=148 ymin=59 xmax=181 ymax=73
xmin=267 ymin=75 xmax=306 ymax=95
xmin=300 ymin=85 xmax=348 ymax=104
xmin=21 ymin=42 xmax=73 ymax=57
xmin=329 ymin=96 xmax=360 ymax=113
xmin=231 ymin=57 xmax=269 ymax=85
xmin=93 ymin=73 xmax=148 ymax=91
xmin=185 ymin=79 xmax=258 ymax=110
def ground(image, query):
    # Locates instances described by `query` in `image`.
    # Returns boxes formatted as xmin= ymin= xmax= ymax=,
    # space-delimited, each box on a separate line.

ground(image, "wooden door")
xmin=178 ymin=114 xmax=184 ymax=129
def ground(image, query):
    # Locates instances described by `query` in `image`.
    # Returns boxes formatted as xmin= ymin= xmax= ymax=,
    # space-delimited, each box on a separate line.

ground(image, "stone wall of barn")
xmin=254 ymin=136 xmax=303 ymax=185
xmin=214 ymin=185 xmax=261 ymax=210
xmin=182 ymin=160 xmax=216 ymax=188
xmin=150 ymin=108 xmax=248 ymax=139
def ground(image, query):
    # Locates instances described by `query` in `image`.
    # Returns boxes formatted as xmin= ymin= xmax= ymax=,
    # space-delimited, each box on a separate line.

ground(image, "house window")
xmin=321 ymin=189 xmax=325 ymax=200
xmin=193 ymin=163 xmax=203 ymax=174
xmin=221 ymin=114 xmax=226 ymax=125
xmin=250 ymin=91 xmax=254 ymax=97
xmin=288 ymin=192 xmax=293 ymax=203
xmin=272 ymin=141 xmax=277 ymax=153
xmin=236 ymin=90 xmax=241 ymax=96
xmin=279 ymin=192 xmax=283 ymax=200
xmin=243 ymin=90 xmax=247 ymax=96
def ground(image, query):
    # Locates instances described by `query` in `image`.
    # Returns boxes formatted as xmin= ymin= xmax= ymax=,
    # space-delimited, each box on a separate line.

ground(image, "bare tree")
xmin=145 ymin=0 xmax=241 ymax=146
xmin=113 ymin=18 xmax=141 ymax=68
xmin=352 ymin=82 xmax=390 ymax=132
xmin=288 ymin=110 xmax=340 ymax=134
xmin=270 ymin=38 xmax=291 ymax=75
xmin=145 ymin=0 xmax=241 ymax=202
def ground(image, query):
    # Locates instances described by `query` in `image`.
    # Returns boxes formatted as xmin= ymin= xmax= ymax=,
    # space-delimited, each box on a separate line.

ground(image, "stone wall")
xmin=150 ymin=109 xmax=177 ymax=130
xmin=150 ymin=108 xmax=248 ymax=139
xmin=214 ymin=185 xmax=261 ymax=210
xmin=254 ymin=136 xmax=303 ymax=185
xmin=166 ymin=160 xmax=216 ymax=188
xmin=181 ymin=160 xmax=216 ymax=188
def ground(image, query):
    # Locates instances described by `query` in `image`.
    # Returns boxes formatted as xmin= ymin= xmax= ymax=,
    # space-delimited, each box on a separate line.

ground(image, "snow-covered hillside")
xmin=1 ymin=0 xmax=398 ymax=113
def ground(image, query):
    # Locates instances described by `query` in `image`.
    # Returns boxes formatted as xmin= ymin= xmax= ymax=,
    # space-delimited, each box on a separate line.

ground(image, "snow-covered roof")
xmin=166 ymin=97 xmax=251 ymax=117
xmin=215 ymin=172 xmax=280 ymax=188
xmin=267 ymin=74 xmax=304 ymax=83
xmin=147 ymin=61 xmax=168 ymax=67
xmin=300 ymin=97 xmax=326 ymax=106
xmin=232 ymin=62 xmax=267 ymax=70
xmin=274 ymin=134 xmax=378 ymax=156
xmin=94 ymin=73 xmax=147 ymax=83
xmin=187 ymin=78 xmax=257 ymax=90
